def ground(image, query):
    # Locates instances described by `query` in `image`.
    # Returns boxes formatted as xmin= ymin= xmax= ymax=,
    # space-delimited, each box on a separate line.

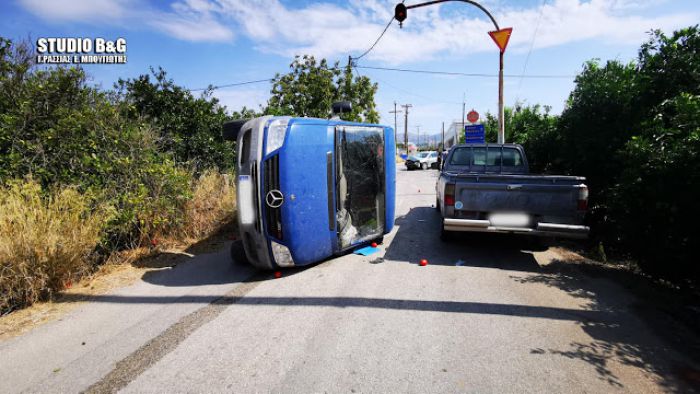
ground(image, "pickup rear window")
xmin=449 ymin=147 xmax=523 ymax=167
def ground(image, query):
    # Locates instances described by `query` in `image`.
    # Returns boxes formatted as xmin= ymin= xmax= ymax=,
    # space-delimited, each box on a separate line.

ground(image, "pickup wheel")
xmin=435 ymin=197 xmax=441 ymax=211
xmin=421 ymin=162 xmax=428 ymax=170
xmin=440 ymin=222 xmax=453 ymax=242
xmin=230 ymin=240 xmax=249 ymax=266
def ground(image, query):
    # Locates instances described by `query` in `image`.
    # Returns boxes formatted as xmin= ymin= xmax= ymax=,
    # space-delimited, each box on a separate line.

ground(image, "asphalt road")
xmin=0 ymin=167 xmax=696 ymax=393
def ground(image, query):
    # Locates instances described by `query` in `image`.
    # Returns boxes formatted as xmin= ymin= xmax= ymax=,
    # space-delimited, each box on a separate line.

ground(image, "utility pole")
xmin=462 ymin=93 xmax=466 ymax=145
xmin=498 ymin=51 xmax=504 ymax=143
xmin=415 ymin=125 xmax=421 ymax=148
xmin=441 ymin=121 xmax=445 ymax=151
xmin=401 ymin=103 xmax=412 ymax=154
xmin=389 ymin=102 xmax=402 ymax=152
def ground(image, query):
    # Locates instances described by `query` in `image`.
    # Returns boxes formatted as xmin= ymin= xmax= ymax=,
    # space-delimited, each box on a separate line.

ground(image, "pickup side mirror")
xmin=222 ymin=119 xmax=248 ymax=141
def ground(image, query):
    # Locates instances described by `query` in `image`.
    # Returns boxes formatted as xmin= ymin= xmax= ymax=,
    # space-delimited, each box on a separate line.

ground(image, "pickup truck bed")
xmin=437 ymin=144 xmax=589 ymax=239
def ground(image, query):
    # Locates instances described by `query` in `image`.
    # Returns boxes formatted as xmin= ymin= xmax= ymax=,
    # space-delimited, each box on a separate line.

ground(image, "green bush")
xmin=115 ymin=67 xmax=234 ymax=172
xmin=611 ymin=93 xmax=700 ymax=280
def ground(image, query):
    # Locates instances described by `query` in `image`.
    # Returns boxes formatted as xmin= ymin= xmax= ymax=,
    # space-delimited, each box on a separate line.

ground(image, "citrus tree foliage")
xmin=266 ymin=55 xmax=379 ymax=123
xmin=115 ymin=67 xmax=233 ymax=171
xmin=481 ymin=104 xmax=559 ymax=174
xmin=479 ymin=27 xmax=700 ymax=281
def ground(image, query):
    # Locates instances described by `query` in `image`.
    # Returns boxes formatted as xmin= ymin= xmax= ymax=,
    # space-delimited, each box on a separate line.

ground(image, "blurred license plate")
xmin=489 ymin=212 xmax=530 ymax=227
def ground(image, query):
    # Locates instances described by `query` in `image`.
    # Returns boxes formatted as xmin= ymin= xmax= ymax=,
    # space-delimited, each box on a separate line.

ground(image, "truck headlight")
xmin=266 ymin=118 xmax=289 ymax=155
xmin=270 ymin=241 xmax=295 ymax=267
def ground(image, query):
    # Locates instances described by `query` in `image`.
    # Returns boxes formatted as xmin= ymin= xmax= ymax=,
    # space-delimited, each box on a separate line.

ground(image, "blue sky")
xmin=1 ymin=0 xmax=699 ymax=137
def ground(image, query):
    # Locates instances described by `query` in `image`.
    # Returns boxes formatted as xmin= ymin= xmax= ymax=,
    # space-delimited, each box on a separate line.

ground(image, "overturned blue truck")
xmin=223 ymin=103 xmax=396 ymax=269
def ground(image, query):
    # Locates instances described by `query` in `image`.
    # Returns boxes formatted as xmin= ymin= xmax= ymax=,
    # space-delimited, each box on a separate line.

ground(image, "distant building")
xmin=445 ymin=120 xmax=465 ymax=149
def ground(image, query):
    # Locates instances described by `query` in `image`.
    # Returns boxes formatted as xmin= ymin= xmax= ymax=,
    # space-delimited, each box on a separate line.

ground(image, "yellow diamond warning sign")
xmin=488 ymin=28 xmax=513 ymax=53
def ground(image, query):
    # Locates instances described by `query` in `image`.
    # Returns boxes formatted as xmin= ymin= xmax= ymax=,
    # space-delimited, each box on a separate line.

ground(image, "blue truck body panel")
xmin=254 ymin=117 xmax=395 ymax=268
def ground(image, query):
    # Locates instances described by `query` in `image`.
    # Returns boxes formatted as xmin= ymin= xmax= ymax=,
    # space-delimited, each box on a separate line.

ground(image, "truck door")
xmin=335 ymin=126 xmax=386 ymax=249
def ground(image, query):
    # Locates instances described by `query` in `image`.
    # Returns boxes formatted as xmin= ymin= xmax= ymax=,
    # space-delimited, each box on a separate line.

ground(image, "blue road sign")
xmin=465 ymin=124 xmax=485 ymax=143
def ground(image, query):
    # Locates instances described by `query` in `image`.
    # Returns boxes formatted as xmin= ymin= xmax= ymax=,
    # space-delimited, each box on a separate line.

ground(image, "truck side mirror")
xmin=222 ymin=119 xmax=248 ymax=141
xmin=332 ymin=101 xmax=352 ymax=117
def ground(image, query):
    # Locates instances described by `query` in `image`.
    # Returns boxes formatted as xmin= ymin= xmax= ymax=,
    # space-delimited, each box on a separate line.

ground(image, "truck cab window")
xmin=486 ymin=147 xmax=503 ymax=166
xmin=472 ymin=147 xmax=486 ymax=166
xmin=502 ymin=148 xmax=523 ymax=167
xmin=449 ymin=148 xmax=472 ymax=165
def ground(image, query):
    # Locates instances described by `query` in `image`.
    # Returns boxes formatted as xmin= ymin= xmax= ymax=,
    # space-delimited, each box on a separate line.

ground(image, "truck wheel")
xmin=440 ymin=223 xmax=453 ymax=242
xmin=435 ymin=197 xmax=441 ymax=211
xmin=421 ymin=162 xmax=428 ymax=170
xmin=230 ymin=240 xmax=249 ymax=266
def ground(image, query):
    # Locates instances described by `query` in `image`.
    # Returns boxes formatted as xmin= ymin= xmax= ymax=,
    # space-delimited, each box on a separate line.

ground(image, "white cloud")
xmin=150 ymin=0 xmax=234 ymax=42
xmin=18 ymin=0 xmax=696 ymax=62
xmin=214 ymin=0 xmax=696 ymax=64
xmin=18 ymin=0 xmax=234 ymax=42
xmin=18 ymin=0 xmax=132 ymax=21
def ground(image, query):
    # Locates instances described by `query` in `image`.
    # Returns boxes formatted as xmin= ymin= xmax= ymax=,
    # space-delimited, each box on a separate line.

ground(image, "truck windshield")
xmin=336 ymin=126 xmax=385 ymax=248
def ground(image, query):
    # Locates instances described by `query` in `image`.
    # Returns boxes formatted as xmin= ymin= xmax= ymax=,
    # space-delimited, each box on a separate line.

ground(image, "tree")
xmin=481 ymin=104 xmax=559 ymax=173
xmin=115 ymin=67 xmax=234 ymax=171
xmin=266 ymin=55 xmax=379 ymax=123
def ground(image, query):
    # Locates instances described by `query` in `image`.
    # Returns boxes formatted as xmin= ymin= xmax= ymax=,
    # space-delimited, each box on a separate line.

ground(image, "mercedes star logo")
xmin=265 ymin=189 xmax=284 ymax=208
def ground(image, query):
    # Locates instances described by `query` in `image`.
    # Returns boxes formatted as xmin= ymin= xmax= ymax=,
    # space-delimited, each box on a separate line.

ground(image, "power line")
xmin=516 ymin=0 xmax=548 ymax=100
xmin=351 ymin=15 xmax=395 ymax=62
xmin=355 ymin=65 xmax=574 ymax=79
xmin=187 ymin=59 xmax=573 ymax=94
xmin=190 ymin=78 xmax=273 ymax=92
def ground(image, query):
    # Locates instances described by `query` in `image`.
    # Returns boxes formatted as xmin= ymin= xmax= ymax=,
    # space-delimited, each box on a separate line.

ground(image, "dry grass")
xmin=179 ymin=171 xmax=235 ymax=242
xmin=0 ymin=180 xmax=110 ymax=314
xmin=0 ymin=170 xmax=236 ymax=318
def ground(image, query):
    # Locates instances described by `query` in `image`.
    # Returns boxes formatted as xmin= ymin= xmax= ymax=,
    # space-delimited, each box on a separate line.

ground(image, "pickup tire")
xmin=435 ymin=197 xmax=441 ymax=211
xmin=440 ymin=222 xmax=454 ymax=242
xmin=421 ymin=162 xmax=428 ymax=170
xmin=230 ymin=240 xmax=249 ymax=266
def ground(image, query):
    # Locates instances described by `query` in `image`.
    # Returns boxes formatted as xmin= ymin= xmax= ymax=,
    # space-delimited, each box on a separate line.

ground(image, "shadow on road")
xmin=512 ymin=260 xmax=700 ymax=392
xmin=384 ymin=206 xmax=545 ymax=271
xmin=384 ymin=205 xmax=699 ymax=392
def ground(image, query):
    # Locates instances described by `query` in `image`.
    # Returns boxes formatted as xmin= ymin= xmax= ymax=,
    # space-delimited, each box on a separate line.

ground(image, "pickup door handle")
xmin=507 ymin=185 xmax=522 ymax=190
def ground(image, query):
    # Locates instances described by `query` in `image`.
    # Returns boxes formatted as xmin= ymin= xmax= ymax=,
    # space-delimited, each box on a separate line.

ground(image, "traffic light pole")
xmin=397 ymin=0 xmax=505 ymax=144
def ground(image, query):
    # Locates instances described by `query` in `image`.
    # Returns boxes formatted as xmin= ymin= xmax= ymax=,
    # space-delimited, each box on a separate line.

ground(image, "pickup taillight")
xmin=577 ymin=185 xmax=589 ymax=211
xmin=445 ymin=183 xmax=455 ymax=207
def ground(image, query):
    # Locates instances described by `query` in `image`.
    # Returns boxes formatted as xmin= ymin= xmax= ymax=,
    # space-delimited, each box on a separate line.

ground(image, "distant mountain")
xmin=396 ymin=131 xmax=448 ymax=147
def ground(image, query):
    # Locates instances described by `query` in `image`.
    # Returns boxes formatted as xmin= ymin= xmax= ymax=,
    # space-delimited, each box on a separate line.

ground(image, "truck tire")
xmin=230 ymin=240 xmax=249 ymax=266
xmin=435 ymin=197 xmax=441 ymax=211
xmin=421 ymin=162 xmax=428 ymax=170
xmin=440 ymin=222 xmax=453 ymax=242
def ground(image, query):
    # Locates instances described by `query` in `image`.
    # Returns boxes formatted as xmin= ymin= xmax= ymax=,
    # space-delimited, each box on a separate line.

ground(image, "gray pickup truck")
xmin=436 ymin=144 xmax=589 ymax=240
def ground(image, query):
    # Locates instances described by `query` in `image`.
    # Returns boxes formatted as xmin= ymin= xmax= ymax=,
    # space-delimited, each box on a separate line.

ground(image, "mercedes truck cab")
xmin=222 ymin=105 xmax=396 ymax=270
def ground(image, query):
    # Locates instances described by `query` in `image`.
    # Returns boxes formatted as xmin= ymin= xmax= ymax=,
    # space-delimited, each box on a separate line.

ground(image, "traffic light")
xmin=395 ymin=3 xmax=407 ymax=22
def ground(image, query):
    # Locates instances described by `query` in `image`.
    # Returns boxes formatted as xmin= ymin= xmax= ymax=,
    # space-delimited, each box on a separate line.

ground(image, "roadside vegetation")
xmin=0 ymin=38 xmax=238 ymax=314
xmin=479 ymin=26 xmax=700 ymax=284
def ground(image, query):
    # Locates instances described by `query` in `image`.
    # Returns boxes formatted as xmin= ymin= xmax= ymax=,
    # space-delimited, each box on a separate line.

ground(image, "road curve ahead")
xmin=0 ymin=167 xmax=696 ymax=393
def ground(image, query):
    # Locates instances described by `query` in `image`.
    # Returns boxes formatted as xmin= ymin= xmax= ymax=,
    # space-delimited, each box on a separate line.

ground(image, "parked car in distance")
xmin=436 ymin=144 xmax=589 ymax=240
xmin=405 ymin=151 xmax=438 ymax=170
